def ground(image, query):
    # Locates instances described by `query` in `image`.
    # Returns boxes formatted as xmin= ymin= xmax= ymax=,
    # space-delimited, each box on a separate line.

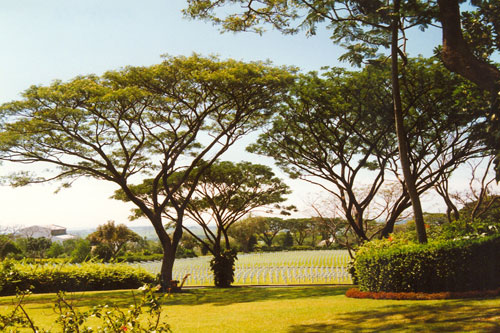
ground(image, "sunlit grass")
xmin=1 ymin=286 xmax=499 ymax=332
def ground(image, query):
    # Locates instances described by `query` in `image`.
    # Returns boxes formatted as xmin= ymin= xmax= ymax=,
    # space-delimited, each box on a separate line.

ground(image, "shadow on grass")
xmin=288 ymin=299 xmax=500 ymax=332
xmin=0 ymin=286 xmax=351 ymax=310
xmin=0 ymin=290 xmax=147 ymax=311
xmin=165 ymin=285 xmax=350 ymax=306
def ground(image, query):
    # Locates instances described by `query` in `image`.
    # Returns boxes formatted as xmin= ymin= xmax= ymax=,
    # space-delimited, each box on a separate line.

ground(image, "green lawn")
xmin=1 ymin=286 xmax=499 ymax=332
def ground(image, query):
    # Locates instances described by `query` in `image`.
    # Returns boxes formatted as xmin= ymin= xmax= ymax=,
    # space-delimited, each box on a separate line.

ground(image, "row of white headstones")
xmin=172 ymin=265 xmax=351 ymax=285
xmin=137 ymin=250 xmax=352 ymax=285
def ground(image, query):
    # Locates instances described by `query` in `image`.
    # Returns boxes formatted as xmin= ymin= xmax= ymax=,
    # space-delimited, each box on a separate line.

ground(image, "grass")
xmin=1 ymin=286 xmax=500 ymax=332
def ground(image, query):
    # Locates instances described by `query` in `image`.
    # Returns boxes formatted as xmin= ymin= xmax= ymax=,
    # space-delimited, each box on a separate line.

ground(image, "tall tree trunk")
xmin=150 ymin=214 xmax=182 ymax=292
xmin=391 ymin=0 xmax=427 ymax=243
xmin=160 ymin=249 xmax=175 ymax=288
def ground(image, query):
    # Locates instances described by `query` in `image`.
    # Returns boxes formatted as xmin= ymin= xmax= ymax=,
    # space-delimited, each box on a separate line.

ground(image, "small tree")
xmin=255 ymin=217 xmax=286 ymax=247
xmin=24 ymin=237 xmax=52 ymax=259
xmin=285 ymin=218 xmax=312 ymax=246
xmin=87 ymin=221 xmax=141 ymax=261
xmin=69 ymin=239 xmax=92 ymax=263
xmin=0 ymin=235 xmax=21 ymax=260
xmin=228 ymin=217 xmax=261 ymax=253
xmin=116 ymin=160 xmax=290 ymax=287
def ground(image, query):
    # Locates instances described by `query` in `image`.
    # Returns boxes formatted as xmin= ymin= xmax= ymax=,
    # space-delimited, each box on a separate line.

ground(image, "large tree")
xmin=0 ymin=54 xmax=294 ymax=289
xmin=250 ymin=57 xmax=488 ymax=242
xmin=184 ymin=0 xmax=500 ymax=241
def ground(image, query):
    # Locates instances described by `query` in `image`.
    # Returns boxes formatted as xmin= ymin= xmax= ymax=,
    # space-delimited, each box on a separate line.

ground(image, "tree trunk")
xmin=150 ymin=214 xmax=183 ymax=292
xmin=160 ymin=248 xmax=175 ymax=288
xmin=437 ymin=0 xmax=500 ymax=93
xmin=437 ymin=0 xmax=500 ymax=179
xmin=391 ymin=0 xmax=427 ymax=243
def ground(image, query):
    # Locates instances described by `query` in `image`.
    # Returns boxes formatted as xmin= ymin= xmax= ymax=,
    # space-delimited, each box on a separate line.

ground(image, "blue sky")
xmin=0 ymin=0 xmax=451 ymax=229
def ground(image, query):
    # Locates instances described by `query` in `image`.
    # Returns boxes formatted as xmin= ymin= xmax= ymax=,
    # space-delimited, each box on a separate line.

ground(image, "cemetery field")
xmin=1 ymin=286 xmax=499 ymax=332
xmin=134 ymin=250 xmax=353 ymax=286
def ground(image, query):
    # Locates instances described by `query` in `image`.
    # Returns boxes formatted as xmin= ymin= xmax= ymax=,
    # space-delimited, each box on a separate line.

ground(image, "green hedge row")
xmin=353 ymin=234 xmax=500 ymax=293
xmin=0 ymin=261 xmax=155 ymax=296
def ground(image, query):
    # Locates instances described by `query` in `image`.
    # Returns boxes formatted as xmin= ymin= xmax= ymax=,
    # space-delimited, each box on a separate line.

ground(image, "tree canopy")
xmin=249 ymin=57 xmax=489 ymax=242
xmin=87 ymin=221 xmax=141 ymax=261
xmin=184 ymin=0 xmax=500 ymax=242
xmin=0 ymin=54 xmax=295 ymax=287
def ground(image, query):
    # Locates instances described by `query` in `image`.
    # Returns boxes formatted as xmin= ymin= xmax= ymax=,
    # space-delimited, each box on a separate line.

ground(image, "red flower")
xmin=121 ymin=326 xmax=128 ymax=331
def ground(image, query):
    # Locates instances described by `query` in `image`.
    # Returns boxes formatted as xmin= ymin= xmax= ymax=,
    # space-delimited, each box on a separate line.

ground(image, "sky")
xmin=0 ymin=0 xmax=485 ymax=229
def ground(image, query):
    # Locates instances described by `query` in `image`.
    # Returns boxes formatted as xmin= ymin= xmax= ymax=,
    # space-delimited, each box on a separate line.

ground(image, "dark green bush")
xmin=210 ymin=249 xmax=237 ymax=288
xmin=0 ymin=261 xmax=155 ymax=296
xmin=353 ymin=234 xmax=500 ymax=293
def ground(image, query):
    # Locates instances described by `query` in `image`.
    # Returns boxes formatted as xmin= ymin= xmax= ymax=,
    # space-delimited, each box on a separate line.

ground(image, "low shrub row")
xmin=0 ymin=261 xmax=155 ymax=296
xmin=353 ymin=234 xmax=500 ymax=293
xmin=116 ymin=253 xmax=164 ymax=263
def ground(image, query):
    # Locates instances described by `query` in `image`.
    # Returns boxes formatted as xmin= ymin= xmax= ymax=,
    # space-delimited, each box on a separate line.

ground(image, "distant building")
xmin=16 ymin=224 xmax=77 ymax=243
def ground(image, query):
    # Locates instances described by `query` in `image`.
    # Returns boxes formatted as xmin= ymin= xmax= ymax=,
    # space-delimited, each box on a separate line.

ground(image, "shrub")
xmin=353 ymin=234 xmax=500 ymax=293
xmin=210 ymin=249 xmax=237 ymax=288
xmin=0 ymin=261 xmax=155 ymax=296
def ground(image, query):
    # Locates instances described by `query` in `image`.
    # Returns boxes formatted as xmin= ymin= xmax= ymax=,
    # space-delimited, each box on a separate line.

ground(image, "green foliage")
xmin=0 ymin=285 xmax=170 ymax=332
xmin=0 ymin=261 xmax=155 ymax=296
xmin=87 ymin=221 xmax=141 ymax=262
xmin=46 ymin=242 xmax=65 ymax=258
xmin=228 ymin=217 xmax=261 ymax=252
xmin=0 ymin=235 xmax=21 ymax=259
xmin=70 ymin=239 xmax=92 ymax=263
xmin=353 ymin=234 xmax=500 ymax=293
xmin=175 ymin=246 xmax=197 ymax=259
xmin=184 ymin=0 xmax=435 ymax=66
xmin=439 ymin=218 xmax=500 ymax=240
xmin=24 ymin=237 xmax=52 ymax=259
xmin=0 ymin=54 xmax=295 ymax=287
xmin=117 ymin=253 xmax=164 ymax=262
xmin=248 ymin=58 xmax=488 ymax=242
xmin=279 ymin=231 xmax=294 ymax=248
xmin=210 ymin=249 xmax=237 ymax=288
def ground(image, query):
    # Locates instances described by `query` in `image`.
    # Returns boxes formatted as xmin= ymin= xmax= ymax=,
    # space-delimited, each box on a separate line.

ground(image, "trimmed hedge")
xmin=353 ymin=234 xmax=500 ymax=293
xmin=0 ymin=261 xmax=155 ymax=296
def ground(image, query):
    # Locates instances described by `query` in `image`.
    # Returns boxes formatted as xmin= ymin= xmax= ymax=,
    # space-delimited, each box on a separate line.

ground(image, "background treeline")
xmin=3 ymin=192 xmax=498 ymax=265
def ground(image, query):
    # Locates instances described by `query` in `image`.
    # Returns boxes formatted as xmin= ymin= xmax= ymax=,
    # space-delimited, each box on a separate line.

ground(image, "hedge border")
xmin=345 ymin=287 xmax=500 ymax=300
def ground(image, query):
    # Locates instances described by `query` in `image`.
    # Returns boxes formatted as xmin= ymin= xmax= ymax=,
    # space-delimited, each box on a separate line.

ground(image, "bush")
xmin=353 ymin=234 xmax=500 ymax=293
xmin=0 ymin=261 xmax=155 ymax=296
xmin=210 ymin=249 xmax=237 ymax=288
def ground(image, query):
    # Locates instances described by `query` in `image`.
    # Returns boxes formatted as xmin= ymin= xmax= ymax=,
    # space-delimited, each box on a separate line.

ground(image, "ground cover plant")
xmin=0 ymin=286 xmax=499 ymax=332
xmin=134 ymin=250 xmax=352 ymax=286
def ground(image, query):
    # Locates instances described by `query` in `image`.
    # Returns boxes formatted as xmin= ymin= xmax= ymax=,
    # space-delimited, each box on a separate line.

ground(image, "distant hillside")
xmin=67 ymin=224 xmax=207 ymax=240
